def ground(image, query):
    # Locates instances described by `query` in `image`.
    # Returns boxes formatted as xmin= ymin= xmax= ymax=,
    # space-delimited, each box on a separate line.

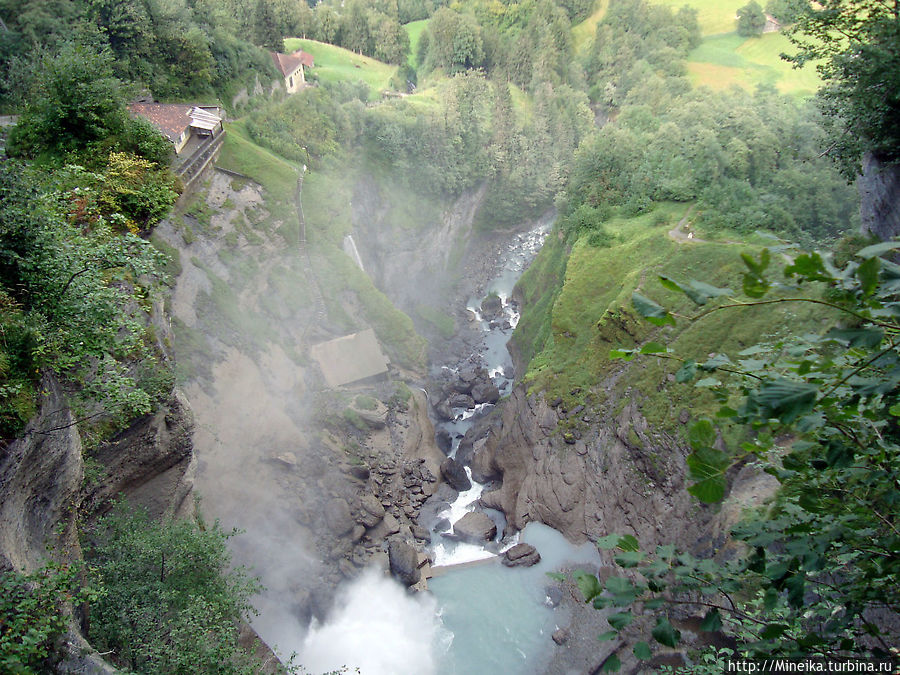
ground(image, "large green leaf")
xmin=600 ymin=653 xmax=621 ymax=672
xmin=686 ymin=446 xmax=730 ymax=503
xmin=856 ymin=241 xmax=900 ymax=258
xmin=639 ymin=342 xmax=668 ymax=354
xmin=742 ymin=272 xmax=770 ymax=298
xmin=574 ymin=570 xmax=603 ymax=602
xmin=687 ymin=476 xmax=727 ymax=503
xmin=824 ymin=326 xmax=884 ymax=349
xmin=651 ymin=617 xmax=682 ymax=648
xmin=613 ymin=551 xmax=646 ymax=568
xmin=687 ymin=419 xmax=716 ymax=449
xmin=596 ymin=534 xmax=622 ymax=550
xmin=751 ymin=378 xmax=818 ymax=424
xmin=784 ymin=252 xmax=830 ymax=281
xmin=631 ymin=292 xmax=675 ymax=326
xmin=676 ymin=360 xmax=697 ymax=383
xmin=856 ymin=256 xmax=880 ymax=296
xmin=607 ymin=612 xmax=633 ymax=630
xmin=617 ymin=534 xmax=640 ymax=552
xmin=659 ymin=275 xmax=731 ymax=305
xmin=633 ymin=642 xmax=652 ymax=660
xmin=700 ymin=609 xmax=723 ymax=632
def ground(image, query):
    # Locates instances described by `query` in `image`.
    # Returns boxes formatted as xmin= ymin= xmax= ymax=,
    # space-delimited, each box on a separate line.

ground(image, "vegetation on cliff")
xmin=1 ymin=0 xmax=897 ymax=669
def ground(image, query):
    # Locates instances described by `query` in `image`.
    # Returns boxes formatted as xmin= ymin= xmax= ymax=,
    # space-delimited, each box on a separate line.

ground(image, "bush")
xmin=84 ymin=505 xmax=263 ymax=675
xmin=0 ymin=563 xmax=89 ymax=673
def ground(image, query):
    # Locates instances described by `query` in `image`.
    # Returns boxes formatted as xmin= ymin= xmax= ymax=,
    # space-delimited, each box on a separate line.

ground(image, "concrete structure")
xmin=128 ymin=102 xmax=223 ymax=156
xmin=270 ymin=50 xmax=314 ymax=93
xmin=310 ymin=329 xmax=390 ymax=388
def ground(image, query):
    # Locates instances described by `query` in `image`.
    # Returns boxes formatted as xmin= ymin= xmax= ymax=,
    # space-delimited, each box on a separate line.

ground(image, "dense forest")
xmin=0 ymin=0 xmax=898 ymax=671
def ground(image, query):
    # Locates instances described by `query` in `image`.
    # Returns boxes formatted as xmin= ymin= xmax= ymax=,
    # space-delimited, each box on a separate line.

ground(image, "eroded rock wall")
xmin=859 ymin=153 xmax=900 ymax=241
xmin=471 ymin=386 xmax=712 ymax=553
xmin=0 ymin=377 xmax=83 ymax=573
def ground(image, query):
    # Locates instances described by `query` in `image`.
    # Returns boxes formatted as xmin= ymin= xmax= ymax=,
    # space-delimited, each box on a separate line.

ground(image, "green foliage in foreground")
xmin=576 ymin=241 xmax=900 ymax=666
xmin=84 ymin=505 xmax=263 ymax=675
xmin=0 ymin=161 xmax=171 ymax=439
xmin=0 ymin=563 xmax=93 ymax=673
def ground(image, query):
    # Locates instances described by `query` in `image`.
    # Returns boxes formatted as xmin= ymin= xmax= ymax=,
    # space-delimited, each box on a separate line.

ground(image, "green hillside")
xmin=513 ymin=208 xmax=824 ymax=436
xmin=404 ymin=19 xmax=429 ymax=68
xmin=283 ymin=38 xmax=398 ymax=96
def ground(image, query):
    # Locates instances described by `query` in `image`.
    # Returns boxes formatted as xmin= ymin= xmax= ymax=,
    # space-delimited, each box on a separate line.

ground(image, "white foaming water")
xmin=300 ymin=568 xmax=450 ymax=675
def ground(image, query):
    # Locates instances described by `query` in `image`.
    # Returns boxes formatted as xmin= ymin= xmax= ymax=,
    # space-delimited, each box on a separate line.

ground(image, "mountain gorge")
xmin=1 ymin=0 xmax=898 ymax=672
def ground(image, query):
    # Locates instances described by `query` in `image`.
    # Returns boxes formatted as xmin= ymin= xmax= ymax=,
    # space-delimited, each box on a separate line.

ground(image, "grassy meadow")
xmin=572 ymin=0 xmax=820 ymax=96
xmin=283 ymin=38 xmax=397 ymax=97
xmin=404 ymin=19 xmax=428 ymax=68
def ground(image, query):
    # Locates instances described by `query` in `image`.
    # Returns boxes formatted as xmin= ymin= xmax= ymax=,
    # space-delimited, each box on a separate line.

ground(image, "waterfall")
xmin=343 ymin=233 xmax=366 ymax=272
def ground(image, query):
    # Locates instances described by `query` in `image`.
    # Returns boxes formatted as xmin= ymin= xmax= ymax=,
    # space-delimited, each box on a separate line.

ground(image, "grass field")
xmin=571 ymin=0 xmax=820 ymax=97
xmin=652 ymin=0 xmax=746 ymax=36
xmin=571 ymin=0 xmax=608 ymax=51
xmin=687 ymin=32 xmax=819 ymax=96
xmin=404 ymin=19 xmax=428 ymax=68
xmin=514 ymin=203 xmax=824 ymax=437
xmin=283 ymin=38 xmax=397 ymax=97
xmin=217 ymin=120 xmax=299 ymax=198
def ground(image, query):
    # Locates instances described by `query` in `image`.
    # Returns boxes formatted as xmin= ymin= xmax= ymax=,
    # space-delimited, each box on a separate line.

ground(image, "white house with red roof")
xmin=270 ymin=50 xmax=314 ymax=94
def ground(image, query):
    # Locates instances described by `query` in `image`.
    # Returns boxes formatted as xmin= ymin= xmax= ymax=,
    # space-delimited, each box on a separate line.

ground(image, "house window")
xmin=289 ymin=76 xmax=293 ymax=87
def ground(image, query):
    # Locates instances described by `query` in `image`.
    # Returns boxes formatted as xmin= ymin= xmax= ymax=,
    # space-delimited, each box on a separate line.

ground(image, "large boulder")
xmin=502 ymin=543 xmax=541 ymax=567
xmin=324 ymin=498 xmax=354 ymax=537
xmin=436 ymin=429 xmax=453 ymax=454
xmin=471 ymin=381 xmax=500 ymax=404
xmin=440 ymin=457 xmax=472 ymax=492
xmin=357 ymin=493 xmax=385 ymax=528
xmin=480 ymin=294 xmax=503 ymax=318
xmin=453 ymin=511 xmax=497 ymax=543
xmin=388 ymin=540 xmax=421 ymax=586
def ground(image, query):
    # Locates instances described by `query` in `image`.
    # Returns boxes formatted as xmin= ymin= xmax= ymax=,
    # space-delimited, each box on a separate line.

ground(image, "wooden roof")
xmin=270 ymin=50 xmax=314 ymax=77
xmin=128 ymin=103 xmax=222 ymax=141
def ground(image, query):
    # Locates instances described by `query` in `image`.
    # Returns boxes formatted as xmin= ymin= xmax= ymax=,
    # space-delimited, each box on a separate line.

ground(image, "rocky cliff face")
xmin=859 ymin=153 xmax=900 ymax=241
xmin=0 ymin=377 xmax=83 ymax=574
xmin=83 ymin=389 xmax=196 ymax=520
xmin=0 ymin=379 xmax=196 ymax=673
xmin=350 ymin=176 xmax=487 ymax=312
xmin=469 ymin=386 xmax=713 ymax=552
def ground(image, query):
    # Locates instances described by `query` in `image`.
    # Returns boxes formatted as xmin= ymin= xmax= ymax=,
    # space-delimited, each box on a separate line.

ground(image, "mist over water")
xmin=299 ymin=568 xmax=450 ymax=675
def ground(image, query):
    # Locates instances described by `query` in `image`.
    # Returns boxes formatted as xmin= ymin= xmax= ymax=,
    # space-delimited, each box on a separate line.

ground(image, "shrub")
xmin=84 ymin=505 xmax=263 ymax=675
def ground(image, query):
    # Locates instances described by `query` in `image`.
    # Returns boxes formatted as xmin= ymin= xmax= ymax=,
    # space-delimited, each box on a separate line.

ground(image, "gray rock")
xmin=349 ymin=464 xmax=370 ymax=481
xmin=552 ymin=628 xmax=569 ymax=645
xmin=471 ymin=381 xmax=500 ymax=404
xmin=453 ymin=511 xmax=497 ymax=543
xmin=545 ymin=586 xmax=563 ymax=607
xmin=440 ymin=457 xmax=472 ymax=492
xmin=481 ymin=294 xmax=502 ymax=318
xmin=436 ymin=429 xmax=453 ymax=453
xmin=449 ymin=393 xmax=476 ymax=409
xmin=502 ymin=543 xmax=541 ymax=567
xmin=433 ymin=517 xmax=451 ymax=533
xmin=357 ymin=492 xmax=386 ymax=528
xmin=338 ymin=559 xmax=356 ymax=578
xmin=324 ymin=498 xmax=354 ymax=536
xmin=388 ymin=540 xmax=421 ymax=586
xmin=412 ymin=524 xmax=432 ymax=542
xmin=368 ymin=512 xmax=400 ymax=540
xmin=434 ymin=400 xmax=454 ymax=421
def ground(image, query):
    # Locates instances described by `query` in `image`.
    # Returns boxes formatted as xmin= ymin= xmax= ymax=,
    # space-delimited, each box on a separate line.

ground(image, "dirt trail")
xmin=668 ymin=204 xmax=704 ymax=243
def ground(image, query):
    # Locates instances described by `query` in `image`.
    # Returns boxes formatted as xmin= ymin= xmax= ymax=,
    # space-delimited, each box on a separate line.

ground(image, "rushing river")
xmin=426 ymin=220 xmax=602 ymax=674
xmin=297 ymin=219 xmax=602 ymax=675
